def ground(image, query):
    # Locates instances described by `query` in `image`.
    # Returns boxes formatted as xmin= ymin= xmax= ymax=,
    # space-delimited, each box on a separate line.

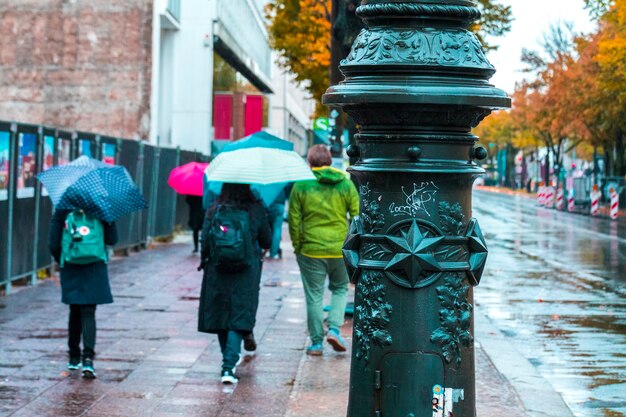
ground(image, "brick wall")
xmin=0 ymin=0 xmax=153 ymax=140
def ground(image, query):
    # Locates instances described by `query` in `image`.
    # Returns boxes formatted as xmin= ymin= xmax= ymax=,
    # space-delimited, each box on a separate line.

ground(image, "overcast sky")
xmin=486 ymin=0 xmax=597 ymax=94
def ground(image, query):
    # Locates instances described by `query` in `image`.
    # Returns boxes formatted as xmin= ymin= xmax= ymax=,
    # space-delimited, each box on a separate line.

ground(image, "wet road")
xmin=473 ymin=189 xmax=626 ymax=417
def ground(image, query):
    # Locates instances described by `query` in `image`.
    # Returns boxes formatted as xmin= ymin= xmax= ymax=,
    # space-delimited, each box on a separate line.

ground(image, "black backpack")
xmin=208 ymin=205 xmax=253 ymax=272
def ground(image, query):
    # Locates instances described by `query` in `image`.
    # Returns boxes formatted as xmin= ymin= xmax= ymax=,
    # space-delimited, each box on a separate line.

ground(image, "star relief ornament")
xmin=465 ymin=218 xmax=488 ymax=286
xmin=384 ymin=220 xmax=444 ymax=288
xmin=342 ymin=217 xmax=364 ymax=283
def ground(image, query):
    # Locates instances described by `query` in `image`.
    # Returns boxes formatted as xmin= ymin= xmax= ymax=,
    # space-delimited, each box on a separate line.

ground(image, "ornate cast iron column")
xmin=323 ymin=1 xmax=510 ymax=416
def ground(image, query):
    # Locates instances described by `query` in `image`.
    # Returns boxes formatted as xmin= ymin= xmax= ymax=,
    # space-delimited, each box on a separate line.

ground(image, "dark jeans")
xmin=68 ymin=304 xmax=97 ymax=360
xmin=269 ymin=204 xmax=285 ymax=257
xmin=192 ymin=228 xmax=200 ymax=252
xmin=217 ymin=330 xmax=243 ymax=371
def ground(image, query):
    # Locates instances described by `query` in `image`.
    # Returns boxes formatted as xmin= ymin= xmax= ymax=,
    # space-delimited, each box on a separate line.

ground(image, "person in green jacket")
xmin=288 ymin=145 xmax=359 ymax=355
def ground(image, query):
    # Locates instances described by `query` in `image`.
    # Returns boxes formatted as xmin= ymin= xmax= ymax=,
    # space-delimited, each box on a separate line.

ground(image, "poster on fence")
xmin=80 ymin=139 xmax=92 ymax=157
xmin=17 ymin=133 xmax=37 ymax=199
xmin=0 ymin=131 xmax=9 ymax=201
xmin=102 ymin=143 xmax=116 ymax=165
xmin=58 ymin=139 xmax=71 ymax=166
xmin=42 ymin=135 xmax=55 ymax=197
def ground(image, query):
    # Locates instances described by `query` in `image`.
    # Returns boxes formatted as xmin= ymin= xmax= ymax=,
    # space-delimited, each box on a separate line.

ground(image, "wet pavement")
xmin=474 ymin=189 xmax=626 ymax=417
xmin=0 ymin=228 xmax=533 ymax=417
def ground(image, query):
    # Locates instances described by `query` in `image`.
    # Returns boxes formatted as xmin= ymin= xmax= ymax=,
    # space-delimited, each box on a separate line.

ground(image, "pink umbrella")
xmin=167 ymin=162 xmax=208 ymax=196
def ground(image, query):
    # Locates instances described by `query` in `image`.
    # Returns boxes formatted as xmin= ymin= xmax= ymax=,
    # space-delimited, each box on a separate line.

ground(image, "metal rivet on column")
xmin=407 ymin=146 xmax=422 ymax=160
xmin=473 ymin=146 xmax=488 ymax=161
xmin=347 ymin=144 xmax=360 ymax=158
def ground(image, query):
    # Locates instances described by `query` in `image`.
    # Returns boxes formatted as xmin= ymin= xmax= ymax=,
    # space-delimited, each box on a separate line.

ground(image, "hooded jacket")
xmin=288 ymin=166 xmax=359 ymax=258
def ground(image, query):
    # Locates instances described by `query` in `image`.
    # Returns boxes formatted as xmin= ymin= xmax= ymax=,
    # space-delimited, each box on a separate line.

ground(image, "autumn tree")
xmin=265 ymin=0 xmax=332 ymax=114
xmin=567 ymin=0 xmax=626 ymax=176
xmin=474 ymin=110 xmax=519 ymax=187
xmin=593 ymin=0 xmax=626 ymax=175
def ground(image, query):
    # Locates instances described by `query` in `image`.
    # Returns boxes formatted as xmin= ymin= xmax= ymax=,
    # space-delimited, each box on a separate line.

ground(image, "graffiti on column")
xmin=389 ymin=181 xmax=438 ymax=217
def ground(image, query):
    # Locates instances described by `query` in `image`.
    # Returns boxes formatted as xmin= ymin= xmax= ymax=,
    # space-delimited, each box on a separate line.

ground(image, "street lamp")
xmin=324 ymin=1 xmax=510 ymax=416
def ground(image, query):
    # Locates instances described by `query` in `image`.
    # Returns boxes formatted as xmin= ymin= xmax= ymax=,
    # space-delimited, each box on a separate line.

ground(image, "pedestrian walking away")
xmin=197 ymin=183 xmax=271 ymax=384
xmin=49 ymin=209 xmax=118 ymax=379
xmin=268 ymin=184 xmax=292 ymax=259
xmin=288 ymin=145 xmax=359 ymax=356
xmin=186 ymin=195 xmax=205 ymax=253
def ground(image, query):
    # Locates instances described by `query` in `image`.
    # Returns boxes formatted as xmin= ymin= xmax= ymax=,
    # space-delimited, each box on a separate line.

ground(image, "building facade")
xmin=0 ymin=0 xmax=153 ymax=140
xmin=0 ymin=0 xmax=314 ymax=155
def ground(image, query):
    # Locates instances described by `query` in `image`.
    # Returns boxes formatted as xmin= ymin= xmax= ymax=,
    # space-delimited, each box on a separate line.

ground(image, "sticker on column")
xmin=432 ymin=384 xmax=444 ymax=417
xmin=444 ymin=387 xmax=465 ymax=416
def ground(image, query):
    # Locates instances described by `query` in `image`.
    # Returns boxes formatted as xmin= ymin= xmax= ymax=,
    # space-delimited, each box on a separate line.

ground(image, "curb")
xmin=476 ymin=312 xmax=574 ymax=417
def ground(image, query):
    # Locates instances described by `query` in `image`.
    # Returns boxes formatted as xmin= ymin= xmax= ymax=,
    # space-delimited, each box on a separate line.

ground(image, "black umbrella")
xmin=38 ymin=156 xmax=147 ymax=222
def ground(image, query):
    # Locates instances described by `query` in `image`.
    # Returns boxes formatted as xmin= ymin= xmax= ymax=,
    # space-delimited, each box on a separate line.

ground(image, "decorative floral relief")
xmin=343 ymin=28 xmax=493 ymax=70
xmin=354 ymin=271 xmax=393 ymax=363
xmin=439 ymin=201 xmax=465 ymax=236
xmin=430 ymin=273 xmax=473 ymax=368
xmin=360 ymin=183 xmax=385 ymax=233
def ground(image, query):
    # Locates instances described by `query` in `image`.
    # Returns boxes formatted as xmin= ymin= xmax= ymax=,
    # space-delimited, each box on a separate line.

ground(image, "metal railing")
xmin=0 ymin=120 xmax=206 ymax=295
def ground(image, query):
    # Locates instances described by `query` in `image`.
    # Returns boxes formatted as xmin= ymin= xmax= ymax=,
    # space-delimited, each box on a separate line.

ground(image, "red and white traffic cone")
xmin=567 ymin=189 xmax=575 ymax=212
xmin=610 ymin=188 xmax=619 ymax=220
xmin=545 ymin=186 xmax=555 ymax=208
xmin=555 ymin=187 xmax=564 ymax=210
xmin=590 ymin=185 xmax=600 ymax=216
xmin=537 ymin=183 xmax=545 ymax=206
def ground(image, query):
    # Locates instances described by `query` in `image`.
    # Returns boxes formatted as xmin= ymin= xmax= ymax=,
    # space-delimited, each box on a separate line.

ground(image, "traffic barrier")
xmin=567 ymin=189 xmax=575 ymax=212
xmin=610 ymin=188 xmax=619 ymax=220
xmin=544 ymin=186 xmax=555 ymax=208
xmin=590 ymin=185 xmax=600 ymax=216
xmin=536 ymin=183 xmax=545 ymax=206
xmin=555 ymin=187 xmax=564 ymax=210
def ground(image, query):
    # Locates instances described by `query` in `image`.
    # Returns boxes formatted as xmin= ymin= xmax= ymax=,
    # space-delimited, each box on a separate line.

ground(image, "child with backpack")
xmin=197 ymin=183 xmax=271 ymax=384
xmin=49 ymin=209 xmax=118 ymax=379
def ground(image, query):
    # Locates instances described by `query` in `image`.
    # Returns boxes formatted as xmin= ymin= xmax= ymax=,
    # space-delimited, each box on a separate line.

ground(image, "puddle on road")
xmin=474 ymin=192 xmax=626 ymax=417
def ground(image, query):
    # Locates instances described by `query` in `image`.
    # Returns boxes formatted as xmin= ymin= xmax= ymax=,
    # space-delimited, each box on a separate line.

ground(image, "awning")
xmin=213 ymin=21 xmax=273 ymax=95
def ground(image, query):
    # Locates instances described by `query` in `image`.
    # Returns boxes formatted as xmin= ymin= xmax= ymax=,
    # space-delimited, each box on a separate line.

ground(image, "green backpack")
xmin=208 ymin=205 xmax=253 ymax=272
xmin=61 ymin=210 xmax=108 ymax=267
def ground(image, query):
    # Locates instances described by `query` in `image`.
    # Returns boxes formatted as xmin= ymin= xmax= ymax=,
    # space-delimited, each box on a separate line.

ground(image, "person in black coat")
xmin=198 ymin=183 xmax=271 ymax=384
xmin=185 ymin=195 xmax=205 ymax=253
xmin=49 ymin=209 xmax=118 ymax=378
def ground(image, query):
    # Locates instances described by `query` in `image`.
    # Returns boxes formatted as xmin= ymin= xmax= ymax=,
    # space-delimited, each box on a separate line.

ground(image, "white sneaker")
xmin=221 ymin=369 xmax=239 ymax=384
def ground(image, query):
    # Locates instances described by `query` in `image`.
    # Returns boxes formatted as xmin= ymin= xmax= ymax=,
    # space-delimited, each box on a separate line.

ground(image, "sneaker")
xmin=326 ymin=328 xmax=347 ymax=352
xmin=220 ymin=369 xmax=239 ymax=384
xmin=233 ymin=354 xmax=243 ymax=374
xmin=306 ymin=343 xmax=324 ymax=356
xmin=67 ymin=357 xmax=81 ymax=371
xmin=81 ymin=358 xmax=97 ymax=379
xmin=243 ymin=333 xmax=257 ymax=352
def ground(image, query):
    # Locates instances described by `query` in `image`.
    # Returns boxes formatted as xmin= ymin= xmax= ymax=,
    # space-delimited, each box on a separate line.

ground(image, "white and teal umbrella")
xmin=204 ymin=148 xmax=315 ymax=187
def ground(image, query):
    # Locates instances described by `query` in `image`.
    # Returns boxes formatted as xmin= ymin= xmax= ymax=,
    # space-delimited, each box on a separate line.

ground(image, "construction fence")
xmin=0 ymin=121 xmax=207 ymax=294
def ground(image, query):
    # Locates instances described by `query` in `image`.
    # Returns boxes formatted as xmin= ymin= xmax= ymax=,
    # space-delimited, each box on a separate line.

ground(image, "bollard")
xmin=590 ymin=185 xmax=600 ymax=216
xmin=555 ymin=187 xmax=564 ymax=211
xmin=323 ymin=1 xmax=510 ymax=416
xmin=567 ymin=189 xmax=575 ymax=213
xmin=610 ymin=188 xmax=619 ymax=220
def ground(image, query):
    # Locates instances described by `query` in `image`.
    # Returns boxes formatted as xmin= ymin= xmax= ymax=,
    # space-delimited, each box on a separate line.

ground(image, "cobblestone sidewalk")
xmin=1 ymin=235 xmax=529 ymax=417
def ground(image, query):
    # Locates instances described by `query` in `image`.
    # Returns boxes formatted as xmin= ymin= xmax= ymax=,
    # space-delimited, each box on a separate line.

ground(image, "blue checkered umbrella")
xmin=38 ymin=156 xmax=148 ymax=222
